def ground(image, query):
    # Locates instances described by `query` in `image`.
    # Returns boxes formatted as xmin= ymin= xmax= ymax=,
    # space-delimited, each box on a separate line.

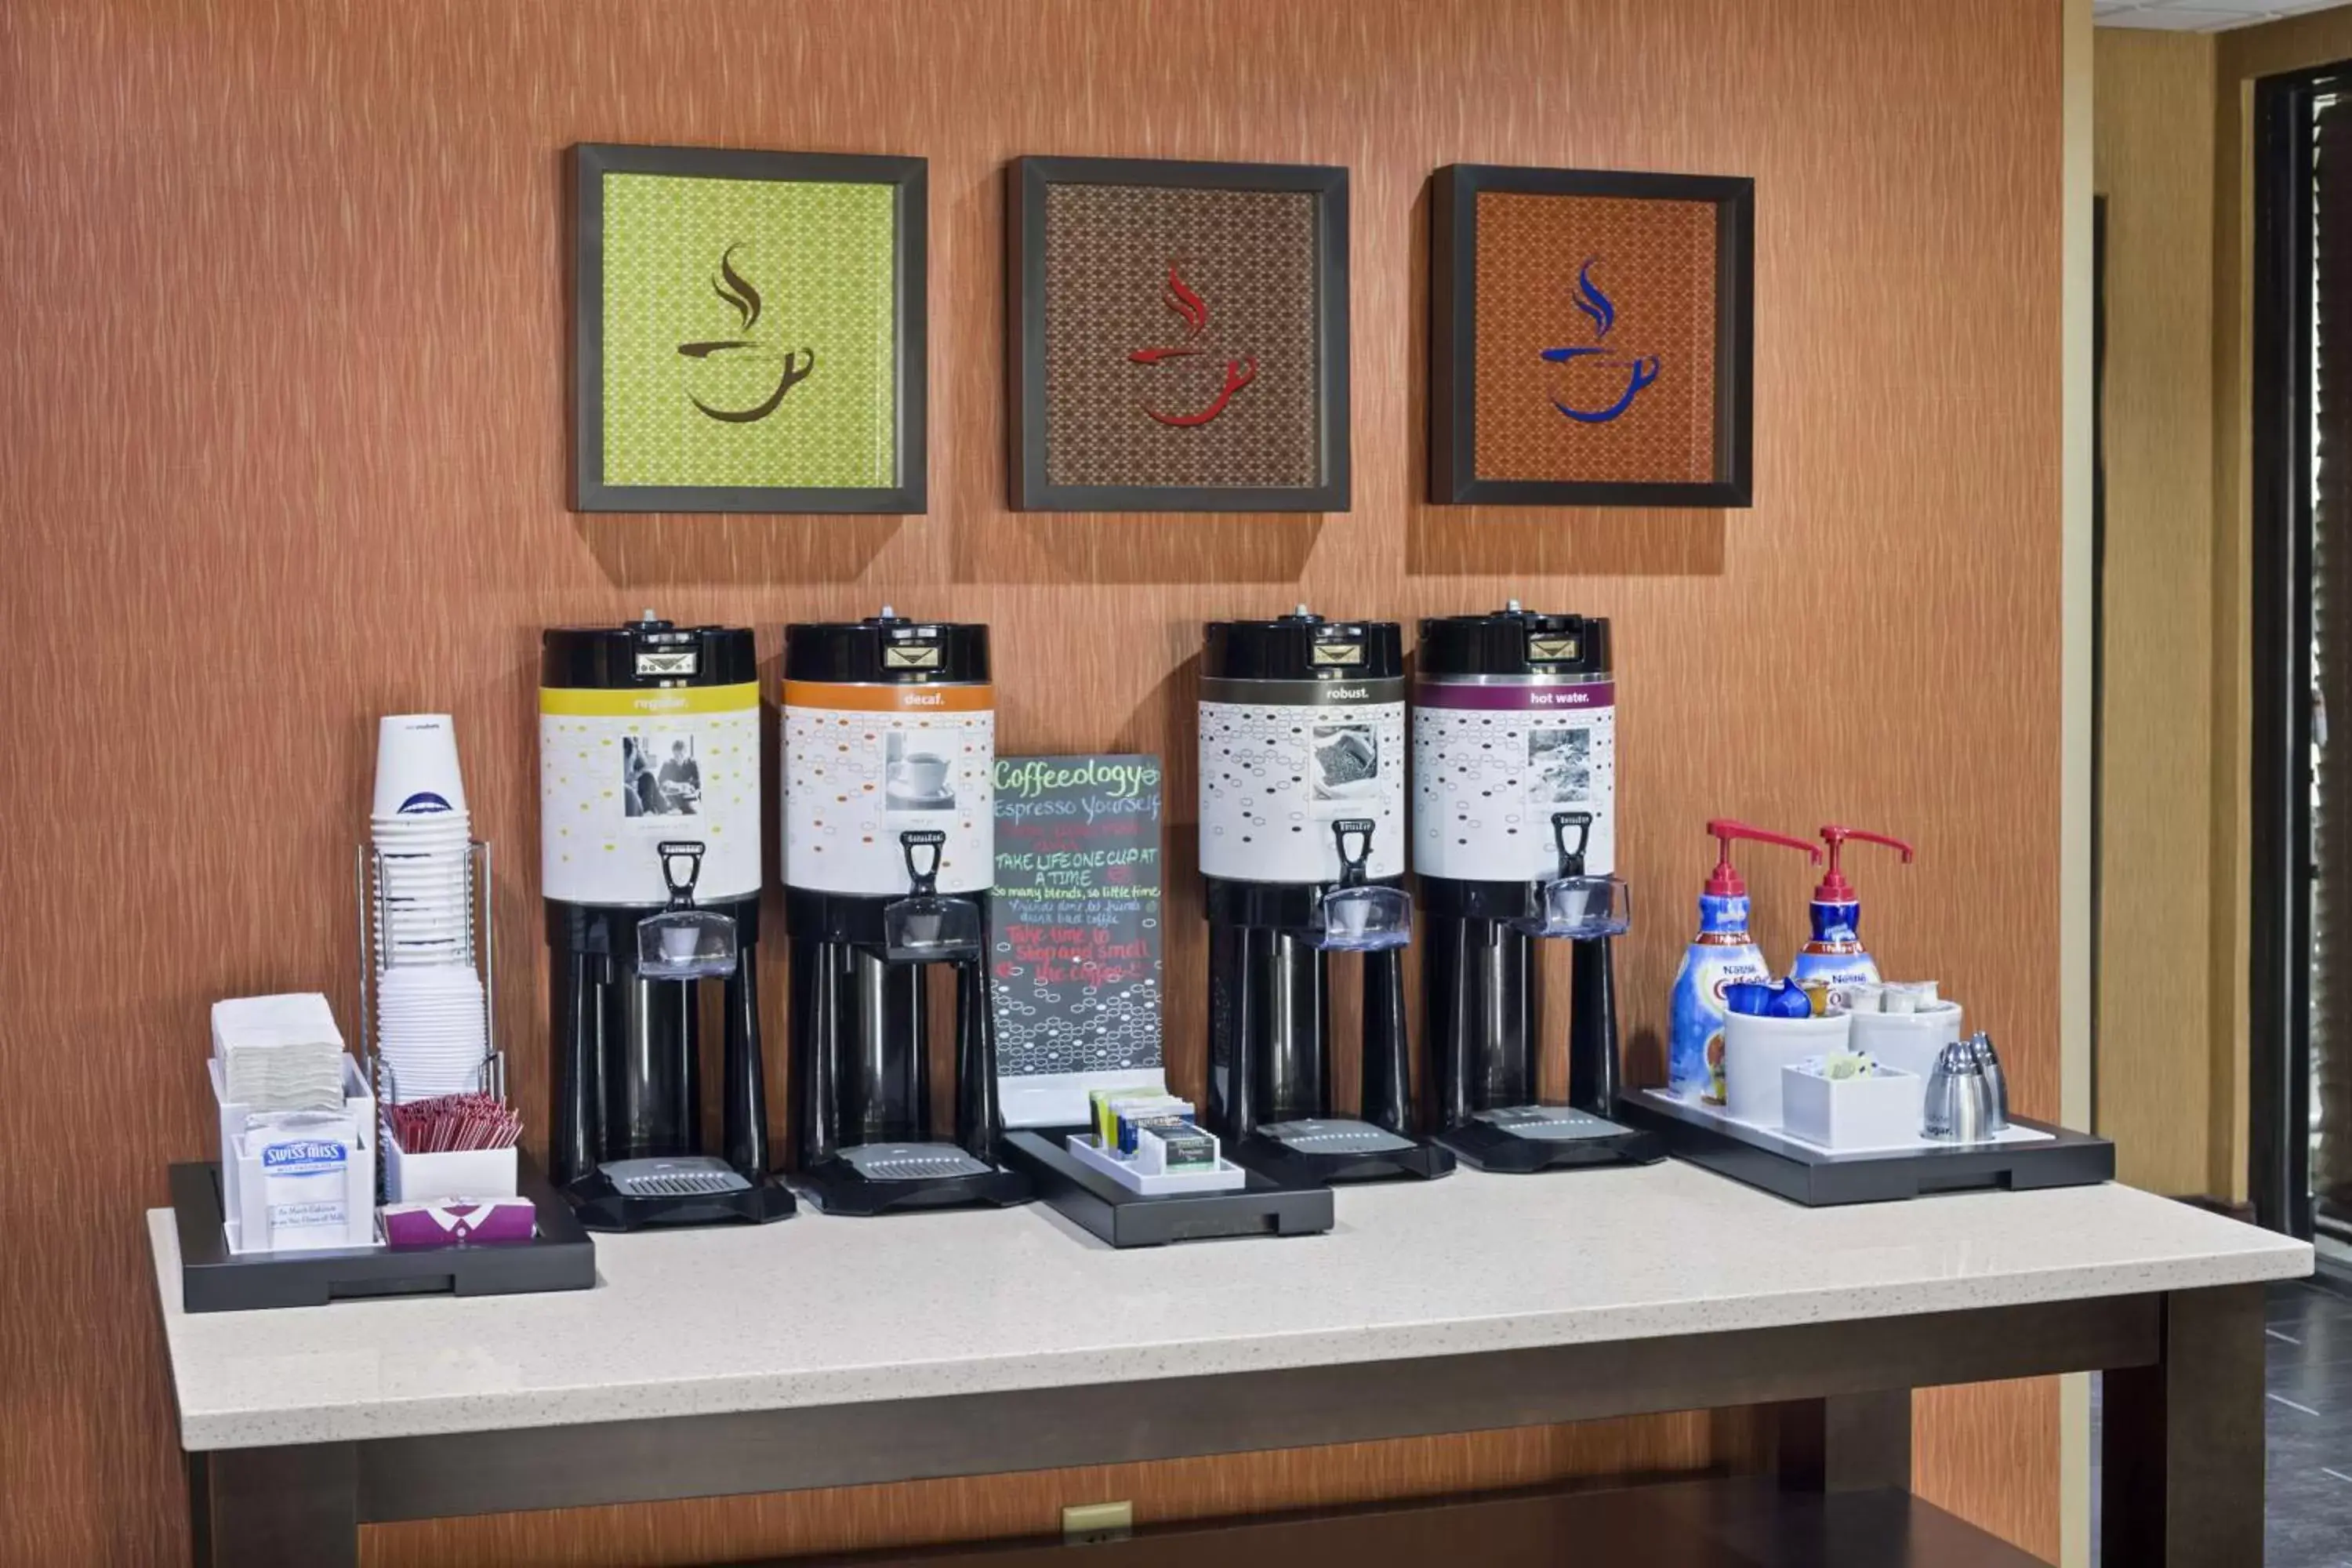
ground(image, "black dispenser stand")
xmin=1206 ymin=880 xmax=1455 ymax=1186
xmin=1426 ymin=916 xmax=1664 ymax=1174
xmin=549 ymin=902 xmax=798 ymax=1230
xmin=786 ymin=886 xmax=1033 ymax=1217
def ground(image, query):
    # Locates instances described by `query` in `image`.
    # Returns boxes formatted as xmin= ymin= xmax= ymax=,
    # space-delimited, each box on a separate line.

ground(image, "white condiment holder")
xmin=211 ymin=1052 xmax=379 ymax=1255
xmin=1843 ymin=1000 xmax=1964 ymax=1083
xmin=1066 ymin=1134 xmax=1250 ymax=1195
xmin=1780 ymin=1058 xmax=1924 ymax=1151
xmin=382 ymin=1139 xmax=518 ymax=1204
xmin=1721 ymin=1011 xmax=1851 ymax=1127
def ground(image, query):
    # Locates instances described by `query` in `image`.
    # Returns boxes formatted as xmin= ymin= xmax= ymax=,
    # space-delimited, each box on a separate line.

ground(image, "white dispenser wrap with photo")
xmin=539 ymin=659 xmax=762 ymax=910
xmin=780 ymin=607 xmax=996 ymax=899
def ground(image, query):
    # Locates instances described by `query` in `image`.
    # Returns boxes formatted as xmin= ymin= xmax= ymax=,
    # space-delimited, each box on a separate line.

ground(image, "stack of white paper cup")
xmin=370 ymin=715 xmax=486 ymax=1101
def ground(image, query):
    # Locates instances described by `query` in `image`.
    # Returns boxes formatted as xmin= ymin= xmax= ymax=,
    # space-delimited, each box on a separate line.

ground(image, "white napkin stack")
xmin=211 ymin=993 xmax=349 ymax=1113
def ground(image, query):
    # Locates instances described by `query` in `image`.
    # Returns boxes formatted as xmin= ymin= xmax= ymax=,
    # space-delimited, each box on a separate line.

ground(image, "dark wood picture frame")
xmin=570 ymin=143 xmax=927 ymax=514
xmin=1429 ymin=163 xmax=1754 ymax=508
xmin=1007 ymin=155 xmax=1350 ymax=513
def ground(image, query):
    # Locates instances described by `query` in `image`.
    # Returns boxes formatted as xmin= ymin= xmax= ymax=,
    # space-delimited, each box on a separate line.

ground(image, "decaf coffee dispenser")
xmin=541 ymin=615 xmax=795 ymax=1229
xmin=1413 ymin=604 xmax=1663 ymax=1171
xmin=1200 ymin=609 xmax=1454 ymax=1183
xmin=780 ymin=610 xmax=1029 ymax=1215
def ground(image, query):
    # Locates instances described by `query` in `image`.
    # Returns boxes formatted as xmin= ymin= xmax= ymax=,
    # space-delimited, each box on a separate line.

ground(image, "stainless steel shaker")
xmin=1922 ymin=1040 xmax=1997 ymax=1143
xmin=1968 ymin=1032 xmax=2008 ymax=1132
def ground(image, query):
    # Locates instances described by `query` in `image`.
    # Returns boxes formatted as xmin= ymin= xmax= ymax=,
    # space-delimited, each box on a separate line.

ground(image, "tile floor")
xmin=2258 ymin=1278 xmax=2352 ymax=1566
xmin=2093 ymin=1277 xmax=2352 ymax=1565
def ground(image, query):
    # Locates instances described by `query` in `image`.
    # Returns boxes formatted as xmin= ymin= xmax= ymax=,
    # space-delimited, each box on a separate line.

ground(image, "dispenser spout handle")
xmin=1550 ymin=811 xmax=1594 ymax=877
xmin=1701 ymin=819 xmax=1822 ymax=898
xmin=898 ymin=829 xmax=946 ymax=895
xmin=656 ymin=840 xmax=706 ymax=910
xmin=1330 ymin=818 xmax=1376 ymax=887
xmin=1820 ymin=826 xmax=1915 ymax=862
xmin=1815 ymin=825 xmax=1915 ymax=902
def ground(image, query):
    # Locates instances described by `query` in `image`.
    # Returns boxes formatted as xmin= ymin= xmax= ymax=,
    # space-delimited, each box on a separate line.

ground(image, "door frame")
xmin=2247 ymin=63 xmax=2339 ymax=1242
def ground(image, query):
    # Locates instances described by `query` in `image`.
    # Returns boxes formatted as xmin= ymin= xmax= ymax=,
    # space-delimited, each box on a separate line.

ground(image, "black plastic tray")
xmin=1613 ymin=1091 xmax=2115 ymax=1207
xmin=171 ymin=1155 xmax=596 ymax=1313
xmin=1001 ymin=1129 xmax=1334 ymax=1247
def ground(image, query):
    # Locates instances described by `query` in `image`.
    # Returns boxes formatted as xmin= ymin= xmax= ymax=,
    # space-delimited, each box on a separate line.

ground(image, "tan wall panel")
xmin=2092 ymin=28 xmax=2220 ymax=1198
xmin=0 ymin=0 xmax=2064 ymax=1562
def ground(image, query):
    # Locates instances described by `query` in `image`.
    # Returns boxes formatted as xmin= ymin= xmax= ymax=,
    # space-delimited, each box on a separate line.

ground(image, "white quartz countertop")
xmin=150 ymin=1163 xmax=2313 ymax=1450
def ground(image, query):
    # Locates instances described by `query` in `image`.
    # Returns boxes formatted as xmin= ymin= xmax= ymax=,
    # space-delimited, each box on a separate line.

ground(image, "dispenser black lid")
xmin=784 ymin=608 xmax=990 ymax=684
xmin=1416 ymin=604 xmax=1610 ymax=678
xmin=541 ymin=615 xmax=757 ymax=689
xmin=1203 ymin=608 xmax=1403 ymax=682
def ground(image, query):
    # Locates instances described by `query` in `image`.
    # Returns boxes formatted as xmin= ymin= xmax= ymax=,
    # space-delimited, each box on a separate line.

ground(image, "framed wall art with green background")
xmin=570 ymin=143 xmax=927 ymax=513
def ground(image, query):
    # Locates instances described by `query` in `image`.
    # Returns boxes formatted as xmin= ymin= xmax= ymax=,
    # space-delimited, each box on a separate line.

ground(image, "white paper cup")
xmin=373 ymin=715 xmax=468 ymax=818
xmin=1722 ymin=1011 xmax=1851 ymax=1127
xmin=1846 ymin=1000 xmax=1963 ymax=1083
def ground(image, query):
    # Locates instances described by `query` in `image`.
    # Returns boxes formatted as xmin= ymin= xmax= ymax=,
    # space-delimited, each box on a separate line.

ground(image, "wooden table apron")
xmin=180 ymin=1283 xmax=2264 ymax=1567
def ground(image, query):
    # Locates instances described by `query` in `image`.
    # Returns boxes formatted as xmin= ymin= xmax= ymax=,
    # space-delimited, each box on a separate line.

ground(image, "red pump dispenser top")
xmin=1703 ymin=819 xmax=1822 ymax=897
xmin=1814 ymin=826 xmax=1915 ymax=903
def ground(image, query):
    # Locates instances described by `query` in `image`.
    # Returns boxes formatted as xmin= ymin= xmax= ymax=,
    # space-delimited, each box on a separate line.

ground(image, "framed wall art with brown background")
xmin=571 ymin=143 xmax=927 ymax=513
xmin=1009 ymin=156 xmax=1350 ymax=512
xmin=1431 ymin=164 xmax=1753 ymax=507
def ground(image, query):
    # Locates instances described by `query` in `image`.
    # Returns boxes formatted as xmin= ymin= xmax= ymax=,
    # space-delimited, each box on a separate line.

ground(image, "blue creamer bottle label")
xmin=1790 ymin=898 xmax=1878 ymax=987
xmin=1668 ymin=892 xmax=1769 ymax=1102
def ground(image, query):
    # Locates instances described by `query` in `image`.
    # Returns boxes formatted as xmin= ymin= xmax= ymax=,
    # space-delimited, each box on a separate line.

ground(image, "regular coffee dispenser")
xmin=540 ymin=615 xmax=795 ymax=1229
xmin=1198 ymin=609 xmax=1454 ymax=1183
xmin=1412 ymin=604 xmax=1663 ymax=1171
xmin=779 ymin=609 xmax=1029 ymax=1215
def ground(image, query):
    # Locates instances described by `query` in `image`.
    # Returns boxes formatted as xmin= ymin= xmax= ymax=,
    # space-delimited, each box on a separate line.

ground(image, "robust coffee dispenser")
xmin=780 ymin=610 xmax=1029 ymax=1215
xmin=1414 ymin=604 xmax=1662 ymax=1171
xmin=1200 ymin=609 xmax=1454 ymax=1184
xmin=541 ymin=615 xmax=795 ymax=1229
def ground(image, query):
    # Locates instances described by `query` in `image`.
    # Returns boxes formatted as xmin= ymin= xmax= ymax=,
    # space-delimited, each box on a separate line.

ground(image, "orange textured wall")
xmin=0 ymin=0 xmax=2064 ymax=1562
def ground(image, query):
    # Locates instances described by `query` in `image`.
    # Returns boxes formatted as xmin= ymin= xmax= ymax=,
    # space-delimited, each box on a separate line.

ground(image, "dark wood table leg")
xmin=1774 ymin=1388 xmax=1913 ymax=1492
xmin=188 ymin=1442 xmax=358 ymax=1568
xmin=2102 ymin=1283 xmax=2265 ymax=1566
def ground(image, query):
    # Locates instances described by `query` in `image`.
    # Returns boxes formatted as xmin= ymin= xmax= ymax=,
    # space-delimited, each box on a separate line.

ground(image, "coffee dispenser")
xmin=541 ymin=615 xmax=795 ymax=1229
xmin=780 ymin=610 xmax=1029 ymax=1214
xmin=1414 ymin=604 xmax=1661 ymax=1171
xmin=1199 ymin=609 xmax=1454 ymax=1184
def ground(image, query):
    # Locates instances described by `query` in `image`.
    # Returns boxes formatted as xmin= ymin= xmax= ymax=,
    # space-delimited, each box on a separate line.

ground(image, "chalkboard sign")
xmin=990 ymin=755 xmax=1167 ymax=1127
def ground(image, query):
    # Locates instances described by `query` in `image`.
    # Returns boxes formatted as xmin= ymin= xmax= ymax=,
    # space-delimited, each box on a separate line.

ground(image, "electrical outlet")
xmin=1061 ymin=1500 xmax=1134 ymax=1544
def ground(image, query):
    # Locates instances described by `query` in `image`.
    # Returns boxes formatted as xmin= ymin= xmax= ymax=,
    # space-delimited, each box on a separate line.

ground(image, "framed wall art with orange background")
xmin=1430 ymin=164 xmax=1752 ymax=508
xmin=1009 ymin=156 xmax=1350 ymax=513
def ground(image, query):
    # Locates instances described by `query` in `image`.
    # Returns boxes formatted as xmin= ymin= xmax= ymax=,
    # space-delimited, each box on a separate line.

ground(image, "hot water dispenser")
xmin=1413 ymin=604 xmax=1662 ymax=1171
xmin=1199 ymin=609 xmax=1454 ymax=1184
xmin=780 ymin=610 xmax=1029 ymax=1214
xmin=540 ymin=615 xmax=794 ymax=1229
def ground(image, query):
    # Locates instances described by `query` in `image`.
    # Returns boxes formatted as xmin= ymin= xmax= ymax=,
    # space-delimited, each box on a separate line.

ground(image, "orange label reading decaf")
xmin=780 ymin=681 xmax=993 ymax=714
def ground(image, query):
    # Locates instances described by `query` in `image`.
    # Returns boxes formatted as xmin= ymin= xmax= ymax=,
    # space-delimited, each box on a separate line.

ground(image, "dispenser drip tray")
xmin=1257 ymin=1119 xmax=1417 ymax=1156
xmin=1476 ymin=1105 xmax=1632 ymax=1142
xmin=601 ymin=1156 xmax=753 ymax=1199
xmin=840 ymin=1142 xmax=996 ymax=1181
xmin=1236 ymin=1119 xmax=1455 ymax=1184
xmin=1434 ymin=1105 xmax=1668 ymax=1174
xmin=796 ymin=1144 xmax=1034 ymax=1216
